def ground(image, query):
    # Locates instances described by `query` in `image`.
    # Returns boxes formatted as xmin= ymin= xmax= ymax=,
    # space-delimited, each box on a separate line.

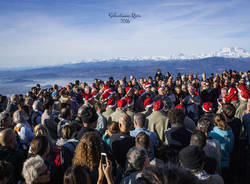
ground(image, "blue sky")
xmin=0 ymin=0 xmax=250 ymax=68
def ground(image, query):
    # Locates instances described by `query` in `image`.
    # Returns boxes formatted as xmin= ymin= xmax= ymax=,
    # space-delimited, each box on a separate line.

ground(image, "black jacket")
xmin=110 ymin=132 xmax=135 ymax=169
xmin=0 ymin=145 xmax=26 ymax=182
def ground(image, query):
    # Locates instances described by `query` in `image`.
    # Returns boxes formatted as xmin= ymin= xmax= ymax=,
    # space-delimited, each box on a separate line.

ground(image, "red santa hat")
xmin=126 ymin=97 xmax=134 ymax=107
xmin=226 ymin=87 xmax=238 ymax=102
xmin=107 ymin=98 xmax=116 ymax=108
xmin=117 ymin=99 xmax=128 ymax=110
xmin=239 ymin=91 xmax=249 ymax=102
xmin=105 ymin=86 xmax=116 ymax=95
xmin=176 ymin=104 xmax=184 ymax=110
xmin=202 ymin=102 xmax=213 ymax=113
xmin=144 ymin=98 xmax=154 ymax=109
xmin=153 ymin=100 xmax=165 ymax=112
xmin=157 ymin=86 xmax=164 ymax=93
xmin=237 ymin=85 xmax=247 ymax=94
xmin=145 ymin=82 xmax=151 ymax=89
xmin=126 ymin=87 xmax=132 ymax=95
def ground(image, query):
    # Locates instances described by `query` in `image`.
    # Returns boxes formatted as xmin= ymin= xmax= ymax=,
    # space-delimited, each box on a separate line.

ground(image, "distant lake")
xmin=0 ymin=77 xmax=103 ymax=97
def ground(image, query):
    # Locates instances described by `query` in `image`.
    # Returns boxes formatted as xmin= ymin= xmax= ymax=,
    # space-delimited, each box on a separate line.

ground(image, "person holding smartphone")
xmin=97 ymin=153 xmax=114 ymax=184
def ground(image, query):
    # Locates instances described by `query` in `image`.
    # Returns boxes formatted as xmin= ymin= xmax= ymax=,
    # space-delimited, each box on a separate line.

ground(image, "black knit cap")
xmin=178 ymin=145 xmax=204 ymax=170
xmin=77 ymin=106 xmax=98 ymax=124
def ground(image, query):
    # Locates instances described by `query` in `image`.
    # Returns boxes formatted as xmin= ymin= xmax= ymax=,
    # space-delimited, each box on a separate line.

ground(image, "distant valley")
xmin=0 ymin=56 xmax=249 ymax=96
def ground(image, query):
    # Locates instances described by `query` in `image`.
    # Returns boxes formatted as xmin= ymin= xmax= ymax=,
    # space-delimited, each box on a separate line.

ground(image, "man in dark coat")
xmin=0 ymin=129 xmax=26 ymax=182
xmin=110 ymin=114 xmax=135 ymax=169
xmin=182 ymin=84 xmax=201 ymax=123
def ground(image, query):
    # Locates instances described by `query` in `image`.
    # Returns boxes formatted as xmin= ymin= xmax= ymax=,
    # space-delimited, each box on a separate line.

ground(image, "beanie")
xmin=179 ymin=145 xmax=204 ymax=170
xmin=77 ymin=106 xmax=98 ymax=124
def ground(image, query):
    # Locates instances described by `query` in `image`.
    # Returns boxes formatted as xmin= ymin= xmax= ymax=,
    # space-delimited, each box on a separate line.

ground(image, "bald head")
xmin=119 ymin=114 xmax=131 ymax=132
xmin=0 ymin=129 xmax=16 ymax=149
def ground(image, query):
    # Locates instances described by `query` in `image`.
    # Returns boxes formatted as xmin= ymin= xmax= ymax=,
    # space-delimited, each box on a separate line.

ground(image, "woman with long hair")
xmin=209 ymin=113 xmax=234 ymax=182
xmin=63 ymin=165 xmax=91 ymax=184
xmin=72 ymin=132 xmax=104 ymax=183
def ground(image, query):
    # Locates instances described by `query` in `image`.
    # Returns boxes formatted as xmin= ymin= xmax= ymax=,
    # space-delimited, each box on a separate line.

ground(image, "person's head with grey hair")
xmin=13 ymin=110 xmax=26 ymax=124
xmin=0 ymin=111 xmax=12 ymax=129
xmin=32 ymin=100 xmax=43 ymax=112
xmin=25 ymin=97 xmax=34 ymax=107
xmin=151 ymin=87 xmax=156 ymax=93
xmin=127 ymin=146 xmax=150 ymax=172
xmin=134 ymin=113 xmax=146 ymax=128
xmin=22 ymin=155 xmax=50 ymax=184
xmin=10 ymin=94 xmax=19 ymax=104
xmin=221 ymin=87 xmax=228 ymax=97
xmin=119 ymin=114 xmax=131 ymax=132
xmin=53 ymin=101 xmax=61 ymax=111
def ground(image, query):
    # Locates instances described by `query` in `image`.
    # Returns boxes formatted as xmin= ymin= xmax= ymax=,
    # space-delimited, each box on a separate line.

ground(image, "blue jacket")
xmin=209 ymin=126 xmax=234 ymax=168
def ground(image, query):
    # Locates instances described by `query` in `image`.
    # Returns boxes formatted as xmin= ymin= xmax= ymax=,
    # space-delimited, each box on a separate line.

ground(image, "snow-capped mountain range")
xmin=82 ymin=47 xmax=250 ymax=63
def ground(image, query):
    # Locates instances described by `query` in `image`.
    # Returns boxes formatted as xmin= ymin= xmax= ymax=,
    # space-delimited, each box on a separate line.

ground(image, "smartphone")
xmin=101 ymin=153 xmax=107 ymax=166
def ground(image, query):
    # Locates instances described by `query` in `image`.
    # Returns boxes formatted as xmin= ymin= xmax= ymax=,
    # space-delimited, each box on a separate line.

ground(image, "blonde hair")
xmin=214 ymin=114 xmax=227 ymax=131
xmin=33 ymin=124 xmax=54 ymax=144
xmin=72 ymin=132 xmax=103 ymax=171
xmin=34 ymin=124 xmax=49 ymax=137
xmin=61 ymin=124 xmax=72 ymax=139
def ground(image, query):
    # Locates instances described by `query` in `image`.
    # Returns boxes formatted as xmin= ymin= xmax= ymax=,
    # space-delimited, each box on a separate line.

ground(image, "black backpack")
xmin=53 ymin=141 xmax=78 ymax=184
xmin=54 ymin=141 xmax=78 ymax=171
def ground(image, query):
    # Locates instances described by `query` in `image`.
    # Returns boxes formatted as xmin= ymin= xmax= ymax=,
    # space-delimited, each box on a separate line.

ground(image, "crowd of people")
xmin=0 ymin=69 xmax=249 ymax=184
